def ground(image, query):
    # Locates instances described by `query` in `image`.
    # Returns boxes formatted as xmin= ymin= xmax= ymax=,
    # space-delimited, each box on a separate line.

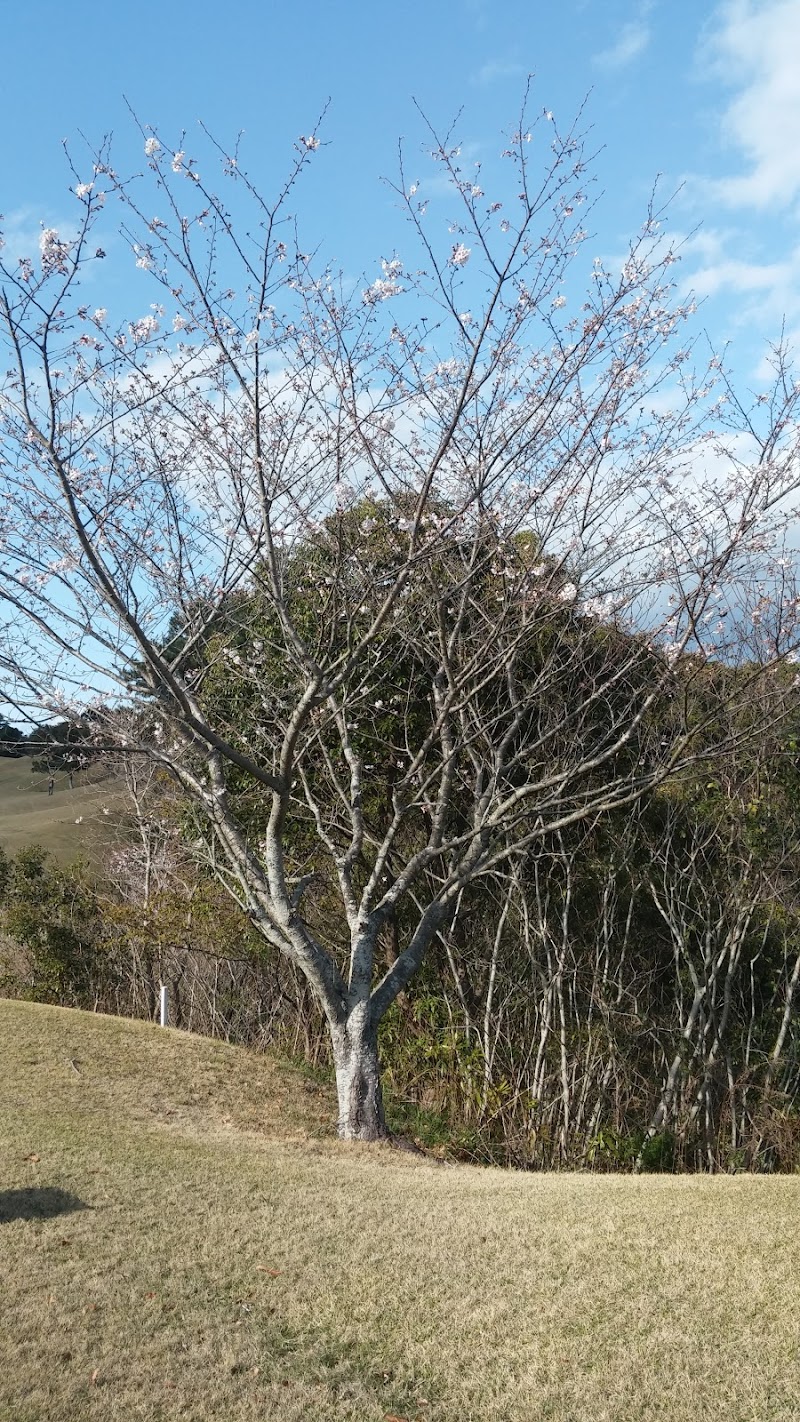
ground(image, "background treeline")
xmin=0 ymin=715 xmax=98 ymax=771
xmin=3 ymin=524 xmax=799 ymax=1170
xmin=2 ymin=701 xmax=799 ymax=1173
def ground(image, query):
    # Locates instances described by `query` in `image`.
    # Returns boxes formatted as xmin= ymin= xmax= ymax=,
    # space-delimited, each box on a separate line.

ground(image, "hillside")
xmin=2 ymin=1001 xmax=800 ymax=1421
xmin=0 ymin=756 xmax=124 ymax=861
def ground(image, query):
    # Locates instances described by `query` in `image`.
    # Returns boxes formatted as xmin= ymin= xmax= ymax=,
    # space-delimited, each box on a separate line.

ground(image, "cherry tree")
xmin=2 ymin=101 xmax=800 ymax=1140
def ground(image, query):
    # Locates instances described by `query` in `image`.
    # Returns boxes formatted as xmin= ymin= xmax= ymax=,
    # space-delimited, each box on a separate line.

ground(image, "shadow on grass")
xmin=0 ymin=1187 xmax=91 ymax=1223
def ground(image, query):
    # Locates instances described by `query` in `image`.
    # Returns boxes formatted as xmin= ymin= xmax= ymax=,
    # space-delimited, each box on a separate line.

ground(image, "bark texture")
xmin=332 ymin=1012 xmax=388 ymax=1141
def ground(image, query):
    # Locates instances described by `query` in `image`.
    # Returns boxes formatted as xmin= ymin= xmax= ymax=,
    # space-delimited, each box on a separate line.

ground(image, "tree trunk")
xmin=332 ymin=1008 xmax=389 ymax=1141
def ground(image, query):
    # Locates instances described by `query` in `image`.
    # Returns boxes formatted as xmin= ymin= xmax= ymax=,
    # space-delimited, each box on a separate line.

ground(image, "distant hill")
xmin=0 ymin=755 xmax=126 ymax=861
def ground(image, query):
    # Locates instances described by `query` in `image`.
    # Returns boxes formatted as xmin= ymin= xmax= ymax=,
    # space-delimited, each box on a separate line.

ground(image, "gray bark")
xmin=332 ymin=1006 xmax=388 ymax=1142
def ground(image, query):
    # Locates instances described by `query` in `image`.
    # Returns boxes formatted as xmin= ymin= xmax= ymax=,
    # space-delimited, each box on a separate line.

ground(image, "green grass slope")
xmin=0 ymin=757 xmax=124 ymax=861
xmin=2 ymin=1000 xmax=800 ymax=1422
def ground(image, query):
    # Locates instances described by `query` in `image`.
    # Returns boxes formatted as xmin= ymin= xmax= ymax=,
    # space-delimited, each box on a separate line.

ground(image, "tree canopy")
xmin=2 ymin=101 xmax=800 ymax=1139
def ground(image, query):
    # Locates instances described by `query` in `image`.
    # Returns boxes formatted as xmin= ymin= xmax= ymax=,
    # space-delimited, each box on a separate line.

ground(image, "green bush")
xmin=1 ymin=845 xmax=101 ymax=1004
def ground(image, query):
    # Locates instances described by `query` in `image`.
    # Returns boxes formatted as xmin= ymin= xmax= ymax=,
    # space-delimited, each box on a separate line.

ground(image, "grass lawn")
xmin=0 ymin=756 xmax=124 ymax=862
xmin=1 ymin=999 xmax=799 ymax=1422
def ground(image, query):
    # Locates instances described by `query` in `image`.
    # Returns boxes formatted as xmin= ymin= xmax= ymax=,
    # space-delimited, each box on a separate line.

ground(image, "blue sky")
xmin=2 ymin=0 xmax=800 ymax=728
xmin=1 ymin=0 xmax=799 ymax=380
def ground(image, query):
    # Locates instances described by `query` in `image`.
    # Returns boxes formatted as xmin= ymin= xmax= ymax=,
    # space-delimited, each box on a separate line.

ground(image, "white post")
xmin=160 ymin=983 xmax=168 ymax=1028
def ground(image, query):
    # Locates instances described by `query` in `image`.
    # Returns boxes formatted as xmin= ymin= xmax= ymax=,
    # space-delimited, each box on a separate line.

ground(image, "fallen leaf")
xmin=256 ymin=1267 xmax=282 ymax=1277
xmin=24 ymin=1153 xmax=40 ymax=1162
xmin=90 ymin=1369 xmax=99 ymax=1386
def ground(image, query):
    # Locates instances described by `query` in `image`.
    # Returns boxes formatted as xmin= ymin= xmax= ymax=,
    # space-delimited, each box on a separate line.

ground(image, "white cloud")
xmin=1 ymin=208 xmax=55 ymax=264
xmin=594 ymin=19 xmax=651 ymax=70
xmin=474 ymin=59 xmax=525 ymax=87
xmin=691 ymin=253 xmax=798 ymax=301
xmin=703 ymin=0 xmax=800 ymax=209
xmin=677 ymin=227 xmax=800 ymax=331
xmin=678 ymin=3 xmax=800 ymax=350
xmin=464 ymin=0 xmax=491 ymax=30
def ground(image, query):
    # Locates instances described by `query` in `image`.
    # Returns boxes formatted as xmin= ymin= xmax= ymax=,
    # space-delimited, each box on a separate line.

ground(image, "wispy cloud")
xmin=1 ymin=208 xmax=47 ymax=263
xmin=474 ymin=59 xmax=526 ymax=87
xmin=701 ymin=0 xmax=800 ymax=210
xmin=464 ymin=0 xmax=491 ymax=30
xmin=594 ymin=18 xmax=651 ymax=71
xmin=679 ymin=227 xmax=800 ymax=334
xmin=693 ymin=252 xmax=800 ymax=304
xmin=0 ymin=207 xmax=89 ymax=270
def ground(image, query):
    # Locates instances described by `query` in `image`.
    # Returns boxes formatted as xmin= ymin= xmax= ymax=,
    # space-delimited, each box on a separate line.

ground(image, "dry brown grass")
xmin=2 ymin=999 xmax=799 ymax=1422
